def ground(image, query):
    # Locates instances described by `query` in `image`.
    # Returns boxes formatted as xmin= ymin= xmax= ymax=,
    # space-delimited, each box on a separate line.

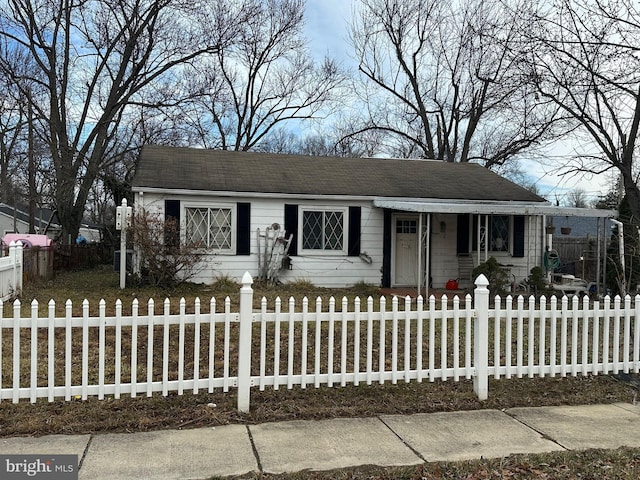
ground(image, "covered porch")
xmin=374 ymin=199 xmax=617 ymax=298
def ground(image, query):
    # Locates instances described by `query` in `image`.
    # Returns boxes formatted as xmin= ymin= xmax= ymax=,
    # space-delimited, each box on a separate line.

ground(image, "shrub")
xmin=129 ymin=209 xmax=204 ymax=288
xmin=472 ymin=257 xmax=510 ymax=296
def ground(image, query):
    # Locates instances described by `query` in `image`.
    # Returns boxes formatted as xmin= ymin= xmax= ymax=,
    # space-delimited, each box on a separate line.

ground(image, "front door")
xmin=393 ymin=216 xmax=418 ymax=286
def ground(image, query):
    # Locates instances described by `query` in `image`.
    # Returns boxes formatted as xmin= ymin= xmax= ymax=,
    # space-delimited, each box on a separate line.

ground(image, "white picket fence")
xmin=0 ymin=242 xmax=23 ymax=301
xmin=1 ymin=272 xmax=639 ymax=411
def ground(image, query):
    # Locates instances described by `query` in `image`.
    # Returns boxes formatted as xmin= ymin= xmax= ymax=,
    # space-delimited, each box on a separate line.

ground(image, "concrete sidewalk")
xmin=2 ymin=403 xmax=640 ymax=479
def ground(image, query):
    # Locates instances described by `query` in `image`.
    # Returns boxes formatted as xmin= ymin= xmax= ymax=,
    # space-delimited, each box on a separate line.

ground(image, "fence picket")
xmin=301 ymin=297 xmax=308 ymax=389
xmin=47 ymin=299 xmax=56 ymax=402
xmin=505 ymin=296 xmax=513 ymax=379
xmin=428 ymin=295 xmax=435 ymax=382
xmin=340 ymin=296 xmax=348 ymax=387
xmin=613 ymin=296 xmax=621 ymax=374
xmin=582 ymin=296 xmax=590 ymax=376
xmin=416 ymin=295 xmax=424 ymax=382
xmin=391 ymin=296 xmax=399 ymax=384
xmin=98 ymin=299 xmax=106 ymax=400
xmin=115 ymin=299 xmax=122 ymax=399
xmin=12 ymin=300 xmax=20 ymax=403
xmin=516 ymin=295 xmax=524 ymax=378
xmin=570 ymin=296 xmax=579 ymax=377
xmin=260 ymin=297 xmax=268 ymax=391
xmin=314 ymin=297 xmax=322 ymax=388
xmin=366 ymin=296 xmax=374 ymax=385
xmin=592 ymin=300 xmax=600 ymax=375
xmin=378 ymin=296 xmax=386 ymax=385
xmin=131 ymin=299 xmax=138 ymax=397
xmin=30 ymin=300 xmax=38 ymax=403
xmin=2 ymin=272 xmax=640 ymax=410
xmin=223 ymin=297 xmax=231 ymax=392
xmin=193 ymin=297 xmax=200 ymax=394
xmin=208 ymin=298 xmax=216 ymax=393
xmin=440 ymin=295 xmax=448 ymax=380
xmin=624 ymin=295 xmax=631 ymax=374
xmin=273 ymin=297 xmax=281 ymax=390
xmin=65 ymin=300 xmax=72 ymax=401
xmin=493 ymin=296 xmax=501 ymax=380
xmin=178 ymin=298 xmax=186 ymax=396
xmin=146 ymin=299 xmax=154 ymax=397
xmin=550 ymin=296 xmax=558 ymax=377
xmin=355 ymin=296 xmax=362 ymax=386
xmin=82 ymin=300 xmax=89 ymax=400
xmin=539 ymin=297 xmax=547 ymax=378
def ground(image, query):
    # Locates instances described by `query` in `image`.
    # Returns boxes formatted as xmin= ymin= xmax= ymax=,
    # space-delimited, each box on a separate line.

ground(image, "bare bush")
xmin=130 ymin=209 xmax=204 ymax=287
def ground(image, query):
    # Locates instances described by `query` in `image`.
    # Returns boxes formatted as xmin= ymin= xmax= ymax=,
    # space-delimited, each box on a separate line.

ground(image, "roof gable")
xmin=132 ymin=146 xmax=546 ymax=203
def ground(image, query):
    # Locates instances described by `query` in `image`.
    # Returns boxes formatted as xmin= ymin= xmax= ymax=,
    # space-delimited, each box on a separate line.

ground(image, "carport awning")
xmin=373 ymin=199 xmax=618 ymax=218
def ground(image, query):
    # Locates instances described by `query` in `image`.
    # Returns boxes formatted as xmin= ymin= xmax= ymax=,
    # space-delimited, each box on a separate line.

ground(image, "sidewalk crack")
xmin=377 ymin=416 xmax=427 ymax=463
xmin=78 ymin=434 xmax=93 ymax=471
xmin=246 ymin=425 xmax=263 ymax=473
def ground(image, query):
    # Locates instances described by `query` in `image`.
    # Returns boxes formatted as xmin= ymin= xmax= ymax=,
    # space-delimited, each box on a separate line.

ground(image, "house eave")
xmin=133 ymin=187 xmax=377 ymax=202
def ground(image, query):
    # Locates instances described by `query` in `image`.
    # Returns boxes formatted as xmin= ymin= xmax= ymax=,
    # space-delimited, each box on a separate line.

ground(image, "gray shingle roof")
xmin=132 ymin=145 xmax=546 ymax=202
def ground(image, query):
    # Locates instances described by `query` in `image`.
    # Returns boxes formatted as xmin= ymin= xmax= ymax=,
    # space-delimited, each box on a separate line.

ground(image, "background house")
xmin=132 ymin=146 xmax=616 ymax=292
xmin=0 ymin=203 xmax=101 ymax=244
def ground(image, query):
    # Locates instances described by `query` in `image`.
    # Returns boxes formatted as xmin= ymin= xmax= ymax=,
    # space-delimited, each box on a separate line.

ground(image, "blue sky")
xmin=302 ymin=1 xmax=609 ymax=205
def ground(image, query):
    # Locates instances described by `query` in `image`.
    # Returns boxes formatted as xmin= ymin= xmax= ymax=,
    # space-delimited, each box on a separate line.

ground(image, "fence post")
xmin=473 ymin=274 xmax=490 ymax=400
xmin=11 ymin=241 xmax=23 ymax=296
xmin=237 ymin=272 xmax=254 ymax=412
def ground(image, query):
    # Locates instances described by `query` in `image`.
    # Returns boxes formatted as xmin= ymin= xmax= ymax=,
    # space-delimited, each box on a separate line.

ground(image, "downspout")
xmin=596 ymin=217 xmax=601 ymax=296
xmin=610 ymin=219 xmax=625 ymax=295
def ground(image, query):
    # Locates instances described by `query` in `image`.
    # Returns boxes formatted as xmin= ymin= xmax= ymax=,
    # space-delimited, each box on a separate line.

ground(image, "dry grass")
xmin=220 ymin=447 xmax=640 ymax=479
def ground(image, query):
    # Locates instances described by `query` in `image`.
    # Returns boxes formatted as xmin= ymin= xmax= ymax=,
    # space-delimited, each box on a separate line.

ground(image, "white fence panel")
xmin=0 ymin=242 xmax=23 ymax=301
xmin=0 ymin=296 xmax=238 ymax=403
xmin=2 ymin=272 xmax=640 ymax=412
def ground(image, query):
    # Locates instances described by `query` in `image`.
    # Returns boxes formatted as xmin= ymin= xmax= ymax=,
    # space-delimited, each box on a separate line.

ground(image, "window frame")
xmin=473 ymin=215 xmax=513 ymax=254
xmin=183 ymin=202 xmax=237 ymax=254
xmin=298 ymin=206 xmax=349 ymax=255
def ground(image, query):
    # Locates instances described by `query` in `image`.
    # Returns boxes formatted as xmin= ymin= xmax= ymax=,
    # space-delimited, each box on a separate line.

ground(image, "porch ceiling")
xmin=373 ymin=199 xmax=617 ymax=218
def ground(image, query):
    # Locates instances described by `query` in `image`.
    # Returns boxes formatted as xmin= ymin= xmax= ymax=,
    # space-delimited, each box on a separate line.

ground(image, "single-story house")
xmin=131 ymin=146 xmax=617 ymax=292
xmin=0 ymin=202 xmax=101 ymax=244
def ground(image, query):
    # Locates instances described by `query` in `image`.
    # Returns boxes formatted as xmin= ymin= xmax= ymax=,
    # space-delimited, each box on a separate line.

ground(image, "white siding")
xmin=137 ymin=193 xmax=384 ymax=288
xmin=137 ymin=192 xmax=546 ymax=289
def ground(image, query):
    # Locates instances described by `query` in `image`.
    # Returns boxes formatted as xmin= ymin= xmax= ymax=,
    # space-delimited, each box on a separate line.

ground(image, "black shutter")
xmin=164 ymin=200 xmax=180 ymax=247
xmin=348 ymin=206 xmax=361 ymax=256
xmin=236 ymin=203 xmax=251 ymax=255
xmin=284 ymin=204 xmax=298 ymax=256
xmin=456 ymin=214 xmax=470 ymax=255
xmin=382 ymin=209 xmax=392 ymax=288
xmin=513 ymin=215 xmax=525 ymax=258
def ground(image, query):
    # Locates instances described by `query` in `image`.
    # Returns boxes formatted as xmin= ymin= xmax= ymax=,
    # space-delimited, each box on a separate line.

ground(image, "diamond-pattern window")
xmin=490 ymin=215 xmax=509 ymax=252
xmin=185 ymin=207 xmax=233 ymax=250
xmin=302 ymin=210 xmax=344 ymax=251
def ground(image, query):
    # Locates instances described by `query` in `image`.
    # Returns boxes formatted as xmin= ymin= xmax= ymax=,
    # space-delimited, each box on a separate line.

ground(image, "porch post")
xmin=473 ymin=274 xmax=489 ymax=400
xmin=417 ymin=213 xmax=423 ymax=297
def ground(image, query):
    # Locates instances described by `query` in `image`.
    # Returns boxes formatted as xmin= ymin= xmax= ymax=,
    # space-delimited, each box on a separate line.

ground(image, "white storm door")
xmin=393 ymin=217 xmax=418 ymax=286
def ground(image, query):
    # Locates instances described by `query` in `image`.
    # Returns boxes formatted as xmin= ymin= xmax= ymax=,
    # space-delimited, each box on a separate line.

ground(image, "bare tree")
xmin=566 ymin=189 xmax=589 ymax=208
xmin=181 ymin=0 xmax=346 ymax=151
xmin=348 ymin=0 xmax=558 ymax=165
xmin=0 ymin=71 xmax=26 ymax=203
xmin=0 ymin=0 xmax=240 ymax=242
xmin=520 ymin=0 xmax=640 ymax=223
